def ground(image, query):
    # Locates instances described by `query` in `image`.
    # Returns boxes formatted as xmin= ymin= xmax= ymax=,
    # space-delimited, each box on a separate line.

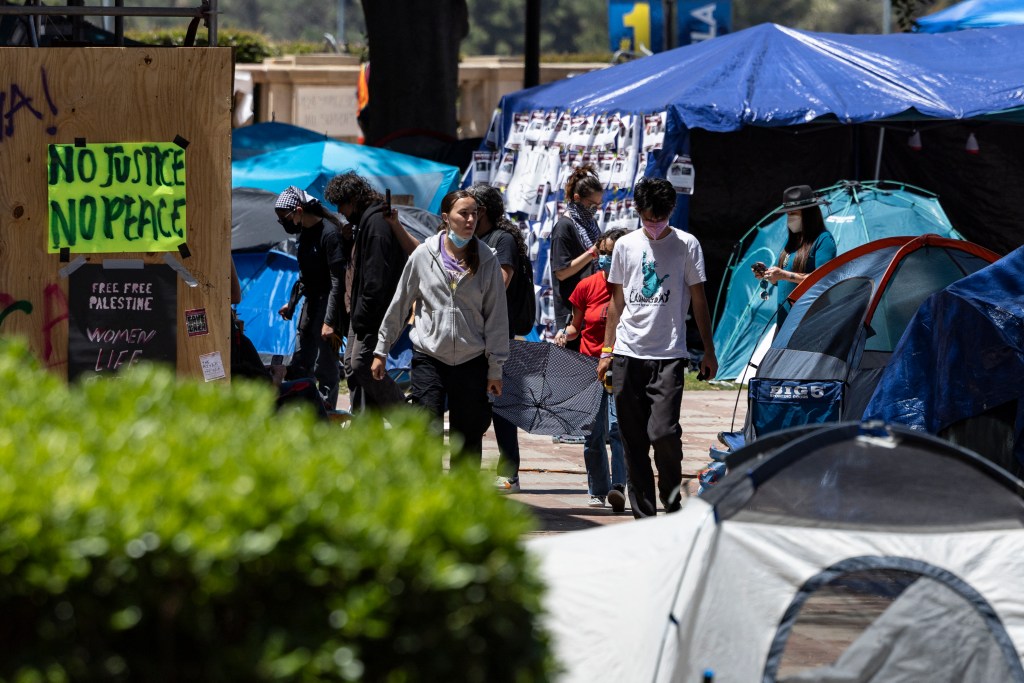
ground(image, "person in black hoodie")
xmin=275 ymin=186 xmax=347 ymax=409
xmin=325 ymin=171 xmax=408 ymax=414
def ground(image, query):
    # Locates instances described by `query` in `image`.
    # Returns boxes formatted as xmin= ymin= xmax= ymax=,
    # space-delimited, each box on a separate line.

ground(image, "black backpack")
xmin=509 ymin=248 xmax=536 ymax=336
xmin=482 ymin=228 xmax=536 ymax=336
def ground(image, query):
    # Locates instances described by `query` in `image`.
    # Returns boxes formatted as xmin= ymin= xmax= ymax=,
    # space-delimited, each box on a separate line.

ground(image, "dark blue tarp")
xmin=915 ymin=0 xmax=1024 ymax=33
xmin=863 ymin=245 xmax=1024 ymax=460
xmin=496 ymin=23 xmax=1024 ymax=140
xmin=234 ymin=250 xmax=300 ymax=362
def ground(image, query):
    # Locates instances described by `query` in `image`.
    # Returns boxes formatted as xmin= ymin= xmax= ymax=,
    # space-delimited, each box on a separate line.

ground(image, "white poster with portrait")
xmin=524 ymin=111 xmax=547 ymax=146
xmin=472 ymin=151 xmax=495 ymax=185
xmin=568 ymin=115 xmax=596 ymax=151
xmin=491 ymin=151 xmax=516 ymax=188
xmin=552 ymin=111 xmax=573 ymax=149
xmin=592 ymin=114 xmax=618 ymax=151
xmin=632 ymin=152 xmax=649 ymax=190
xmin=505 ymin=112 xmax=530 ymax=150
xmin=667 ymin=154 xmax=696 ymax=195
xmin=642 ymin=112 xmax=667 ymax=152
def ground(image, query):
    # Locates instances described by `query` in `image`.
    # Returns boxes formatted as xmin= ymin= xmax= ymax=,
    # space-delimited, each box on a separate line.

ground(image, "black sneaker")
xmin=607 ymin=485 xmax=627 ymax=513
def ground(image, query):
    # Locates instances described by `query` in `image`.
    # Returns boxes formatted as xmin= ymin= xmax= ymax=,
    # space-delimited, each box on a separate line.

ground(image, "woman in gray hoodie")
xmin=371 ymin=190 xmax=509 ymax=468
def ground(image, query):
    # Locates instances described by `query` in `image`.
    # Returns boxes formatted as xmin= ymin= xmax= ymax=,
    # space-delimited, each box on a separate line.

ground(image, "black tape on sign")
xmin=173 ymin=135 xmax=190 ymax=150
xmin=74 ymin=138 xmax=86 ymax=147
xmin=59 ymin=247 xmax=70 ymax=262
xmin=177 ymin=243 xmax=191 ymax=259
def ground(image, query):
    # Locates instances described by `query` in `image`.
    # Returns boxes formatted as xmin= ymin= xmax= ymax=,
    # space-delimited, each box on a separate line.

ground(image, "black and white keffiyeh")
xmin=566 ymin=201 xmax=601 ymax=250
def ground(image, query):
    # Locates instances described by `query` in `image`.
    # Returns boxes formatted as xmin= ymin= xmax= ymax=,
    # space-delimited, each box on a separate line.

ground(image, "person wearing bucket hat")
xmin=751 ymin=184 xmax=836 ymax=328
xmin=275 ymin=185 xmax=348 ymax=409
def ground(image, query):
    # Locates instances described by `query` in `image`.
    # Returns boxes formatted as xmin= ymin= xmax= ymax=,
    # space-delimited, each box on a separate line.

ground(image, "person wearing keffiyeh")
xmin=550 ymin=164 xmax=605 ymax=352
xmin=274 ymin=186 xmax=348 ymax=408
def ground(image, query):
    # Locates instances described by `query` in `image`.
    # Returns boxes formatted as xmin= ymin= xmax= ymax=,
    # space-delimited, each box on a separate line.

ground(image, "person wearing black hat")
xmin=275 ymin=186 xmax=348 ymax=408
xmin=751 ymin=185 xmax=837 ymax=328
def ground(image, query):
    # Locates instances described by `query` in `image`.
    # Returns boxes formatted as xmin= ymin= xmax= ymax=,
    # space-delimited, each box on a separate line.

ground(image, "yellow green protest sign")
xmin=47 ymin=142 xmax=187 ymax=253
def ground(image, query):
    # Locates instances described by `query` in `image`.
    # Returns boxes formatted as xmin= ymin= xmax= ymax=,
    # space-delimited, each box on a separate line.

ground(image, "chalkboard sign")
xmin=67 ymin=264 xmax=177 ymax=381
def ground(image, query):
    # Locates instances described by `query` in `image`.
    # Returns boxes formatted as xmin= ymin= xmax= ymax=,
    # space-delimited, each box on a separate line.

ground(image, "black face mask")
xmin=279 ymin=217 xmax=302 ymax=235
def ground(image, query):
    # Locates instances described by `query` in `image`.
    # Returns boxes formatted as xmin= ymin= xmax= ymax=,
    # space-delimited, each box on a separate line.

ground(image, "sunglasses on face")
xmin=277 ymin=209 xmax=297 ymax=227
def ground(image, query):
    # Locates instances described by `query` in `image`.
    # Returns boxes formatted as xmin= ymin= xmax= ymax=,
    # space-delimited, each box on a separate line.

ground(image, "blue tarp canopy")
xmin=496 ymin=22 xmax=1024 ymax=138
xmin=232 ymin=122 xmax=328 ymax=161
xmin=232 ymin=139 xmax=461 ymax=214
xmin=863 ymin=245 xmax=1024 ymax=465
xmin=915 ymin=0 xmax=1024 ymax=33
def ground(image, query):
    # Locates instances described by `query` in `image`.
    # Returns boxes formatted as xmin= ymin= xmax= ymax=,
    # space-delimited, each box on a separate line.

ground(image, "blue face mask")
xmin=448 ymin=230 xmax=472 ymax=249
xmin=597 ymin=254 xmax=612 ymax=274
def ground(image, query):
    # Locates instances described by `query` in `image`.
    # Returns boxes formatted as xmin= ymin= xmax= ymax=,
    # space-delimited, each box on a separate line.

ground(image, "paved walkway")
xmin=481 ymin=388 xmax=747 ymax=536
xmin=339 ymin=386 xmax=746 ymax=535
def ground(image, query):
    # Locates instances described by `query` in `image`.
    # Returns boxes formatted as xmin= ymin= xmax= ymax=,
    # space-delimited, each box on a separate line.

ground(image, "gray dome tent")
xmin=530 ymin=422 xmax=1024 ymax=682
xmin=745 ymin=235 xmax=998 ymax=441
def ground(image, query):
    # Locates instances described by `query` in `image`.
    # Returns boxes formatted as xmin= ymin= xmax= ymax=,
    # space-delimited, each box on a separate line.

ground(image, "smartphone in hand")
xmin=385 ymin=189 xmax=392 ymax=216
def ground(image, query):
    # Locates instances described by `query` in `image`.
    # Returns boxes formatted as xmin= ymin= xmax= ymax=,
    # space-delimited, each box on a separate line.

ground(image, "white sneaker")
xmin=494 ymin=476 xmax=520 ymax=493
xmin=587 ymin=495 xmax=606 ymax=508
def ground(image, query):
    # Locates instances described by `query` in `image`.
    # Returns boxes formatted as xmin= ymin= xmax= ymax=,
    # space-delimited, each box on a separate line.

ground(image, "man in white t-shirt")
xmin=597 ymin=177 xmax=718 ymax=518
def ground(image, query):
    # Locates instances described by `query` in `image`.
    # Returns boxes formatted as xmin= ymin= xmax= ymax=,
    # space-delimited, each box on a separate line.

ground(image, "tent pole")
xmin=873 ymin=127 xmax=885 ymax=180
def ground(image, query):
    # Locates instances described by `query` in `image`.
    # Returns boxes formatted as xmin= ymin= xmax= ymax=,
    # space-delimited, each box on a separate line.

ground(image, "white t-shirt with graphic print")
xmin=607 ymin=226 xmax=706 ymax=359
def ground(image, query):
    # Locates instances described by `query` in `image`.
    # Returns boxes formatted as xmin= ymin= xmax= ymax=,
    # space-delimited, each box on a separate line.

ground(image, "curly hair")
xmin=324 ymin=171 xmax=384 ymax=214
xmin=600 ymin=228 xmax=629 ymax=249
xmin=466 ymin=184 xmax=530 ymax=270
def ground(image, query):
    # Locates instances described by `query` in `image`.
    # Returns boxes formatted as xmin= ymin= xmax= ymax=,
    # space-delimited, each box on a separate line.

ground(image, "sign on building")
xmin=608 ymin=1 xmax=731 ymax=53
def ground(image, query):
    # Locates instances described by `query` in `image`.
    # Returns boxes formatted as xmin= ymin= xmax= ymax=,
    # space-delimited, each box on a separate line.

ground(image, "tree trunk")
xmin=360 ymin=0 xmax=468 ymax=145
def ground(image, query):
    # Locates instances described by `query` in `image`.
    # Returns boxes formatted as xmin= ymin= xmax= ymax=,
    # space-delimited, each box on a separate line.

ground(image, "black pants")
xmin=410 ymin=351 xmax=491 ymax=469
xmin=612 ymin=355 xmax=686 ymax=518
xmin=344 ymin=328 xmax=406 ymax=415
xmin=287 ymin=296 xmax=339 ymax=408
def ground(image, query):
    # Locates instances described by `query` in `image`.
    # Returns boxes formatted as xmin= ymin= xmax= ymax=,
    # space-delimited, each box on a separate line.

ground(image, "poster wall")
xmin=469 ymin=108 xmax=685 ymax=339
xmin=67 ymin=264 xmax=177 ymax=381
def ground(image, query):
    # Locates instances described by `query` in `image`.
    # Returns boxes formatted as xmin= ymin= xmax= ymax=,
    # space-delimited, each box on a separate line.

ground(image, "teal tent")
xmin=712 ymin=181 xmax=961 ymax=381
xmin=232 ymin=140 xmax=461 ymax=214
xmin=232 ymin=122 xmax=327 ymax=161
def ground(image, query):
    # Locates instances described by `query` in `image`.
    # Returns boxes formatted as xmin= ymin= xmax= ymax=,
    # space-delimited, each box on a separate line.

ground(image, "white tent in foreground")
xmin=529 ymin=423 xmax=1024 ymax=682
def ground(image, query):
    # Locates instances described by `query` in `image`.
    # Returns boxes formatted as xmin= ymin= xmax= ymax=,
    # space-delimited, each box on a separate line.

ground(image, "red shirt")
xmin=568 ymin=271 xmax=612 ymax=358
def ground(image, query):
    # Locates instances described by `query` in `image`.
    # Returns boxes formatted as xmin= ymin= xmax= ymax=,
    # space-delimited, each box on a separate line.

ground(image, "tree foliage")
xmin=126 ymin=0 xmax=952 ymax=56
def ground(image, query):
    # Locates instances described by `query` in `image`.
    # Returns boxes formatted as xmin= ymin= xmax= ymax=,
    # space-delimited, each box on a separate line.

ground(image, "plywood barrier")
xmin=0 ymin=47 xmax=233 ymax=381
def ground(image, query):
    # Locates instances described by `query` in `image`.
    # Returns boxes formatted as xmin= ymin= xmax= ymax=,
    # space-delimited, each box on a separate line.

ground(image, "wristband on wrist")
xmin=601 ymin=346 xmax=614 ymax=353
xmin=600 ymin=352 xmax=614 ymax=359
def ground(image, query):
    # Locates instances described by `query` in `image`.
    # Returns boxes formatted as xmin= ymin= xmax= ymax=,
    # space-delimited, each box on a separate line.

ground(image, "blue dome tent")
xmin=233 ymin=139 xmax=461 ymax=214
xmin=713 ymin=181 xmax=961 ymax=382
xmin=864 ymin=245 xmax=1024 ymax=473
xmin=232 ymin=122 xmax=328 ymax=161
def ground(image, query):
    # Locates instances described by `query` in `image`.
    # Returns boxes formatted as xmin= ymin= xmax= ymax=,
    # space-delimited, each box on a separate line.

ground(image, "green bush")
xmin=126 ymin=27 xmax=277 ymax=63
xmin=0 ymin=339 xmax=553 ymax=681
